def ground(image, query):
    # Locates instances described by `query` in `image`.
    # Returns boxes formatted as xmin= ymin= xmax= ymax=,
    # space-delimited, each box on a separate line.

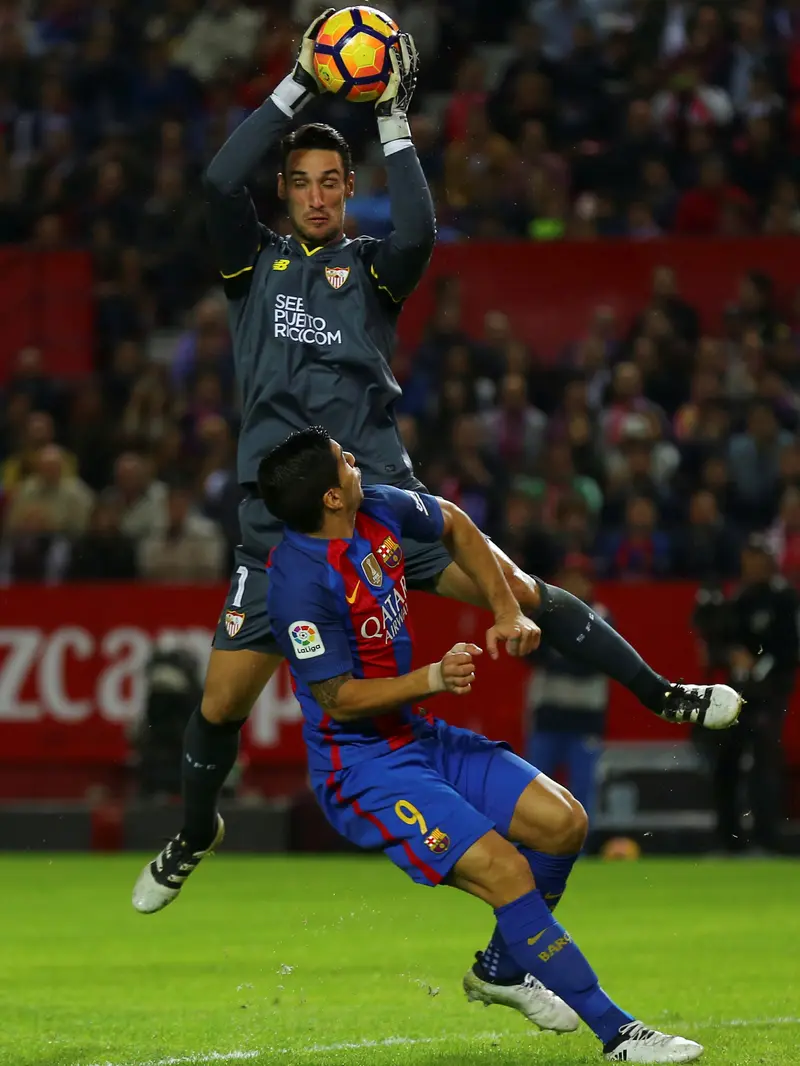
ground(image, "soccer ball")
xmin=313 ymin=6 xmax=400 ymax=103
xmin=600 ymin=836 xmax=642 ymax=862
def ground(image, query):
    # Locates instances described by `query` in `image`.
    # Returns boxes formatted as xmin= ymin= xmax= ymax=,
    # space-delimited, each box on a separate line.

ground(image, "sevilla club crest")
xmin=325 ymin=266 xmax=350 ymax=289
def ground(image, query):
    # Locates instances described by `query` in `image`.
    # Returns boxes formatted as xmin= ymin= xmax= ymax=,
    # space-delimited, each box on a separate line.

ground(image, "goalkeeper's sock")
xmin=480 ymin=849 xmax=579 ymax=981
xmin=531 ymin=582 xmax=670 ymax=712
xmin=495 ymin=888 xmax=634 ymax=1043
xmin=180 ymin=707 xmax=245 ymax=850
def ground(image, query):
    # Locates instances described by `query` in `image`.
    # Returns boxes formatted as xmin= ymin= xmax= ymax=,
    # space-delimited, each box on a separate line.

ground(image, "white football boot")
xmin=132 ymin=815 xmax=225 ymax=914
xmin=603 ymin=1021 xmax=703 ymax=1062
xmin=660 ymin=683 xmax=742 ymax=730
xmin=463 ymin=954 xmax=579 ymax=1033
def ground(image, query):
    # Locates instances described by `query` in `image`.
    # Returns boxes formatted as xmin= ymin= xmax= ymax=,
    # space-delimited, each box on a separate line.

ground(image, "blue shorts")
xmin=312 ymin=720 xmax=540 ymax=886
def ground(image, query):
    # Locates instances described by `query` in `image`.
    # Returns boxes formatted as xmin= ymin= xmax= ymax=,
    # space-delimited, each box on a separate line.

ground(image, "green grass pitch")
xmin=2 ymin=854 xmax=798 ymax=1066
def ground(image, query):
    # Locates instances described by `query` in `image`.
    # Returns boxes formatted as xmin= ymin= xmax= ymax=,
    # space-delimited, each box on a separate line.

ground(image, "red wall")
xmin=0 ymin=583 xmax=797 ymax=785
xmin=400 ymin=237 xmax=800 ymax=357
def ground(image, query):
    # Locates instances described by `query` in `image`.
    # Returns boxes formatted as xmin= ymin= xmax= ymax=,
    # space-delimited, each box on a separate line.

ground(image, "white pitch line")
xmin=81 ymin=1017 xmax=800 ymax=1066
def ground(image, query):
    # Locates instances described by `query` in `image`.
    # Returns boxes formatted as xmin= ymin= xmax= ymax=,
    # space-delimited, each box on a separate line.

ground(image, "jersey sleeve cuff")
xmin=383 ymin=137 xmax=413 ymax=158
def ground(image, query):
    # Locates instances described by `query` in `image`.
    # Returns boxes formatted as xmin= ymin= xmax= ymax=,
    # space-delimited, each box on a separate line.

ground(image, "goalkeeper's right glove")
xmin=272 ymin=8 xmax=335 ymax=118
xmin=375 ymin=32 xmax=419 ymax=147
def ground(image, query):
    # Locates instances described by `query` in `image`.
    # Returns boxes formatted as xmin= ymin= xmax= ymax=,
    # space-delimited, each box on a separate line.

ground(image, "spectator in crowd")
xmin=713 ymin=535 xmax=799 ymax=854
xmin=5 ymin=444 xmax=94 ymax=536
xmin=2 ymin=410 xmax=76 ymax=493
xmin=674 ymin=155 xmax=751 ymax=236
xmin=728 ymin=400 xmax=793 ymax=527
xmin=521 ymin=440 xmax=603 ymax=527
xmin=672 ymin=489 xmax=740 ymax=581
xmin=524 ymin=553 xmax=609 ymax=824
xmin=498 ymin=477 xmax=561 ymax=579
xmin=595 ymin=494 xmax=672 ymax=580
xmin=481 ymin=372 xmax=548 ymax=474
xmin=0 ymin=499 xmax=70 ymax=584
xmin=104 ymin=452 xmax=167 ymax=541
xmin=138 ymin=481 xmax=225 ymax=583
xmin=67 ymin=498 xmax=138 ymax=581
xmin=766 ymin=486 xmax=800 ymax=585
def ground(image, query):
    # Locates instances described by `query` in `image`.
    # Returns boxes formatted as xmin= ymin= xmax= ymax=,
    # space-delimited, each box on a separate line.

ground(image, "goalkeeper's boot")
xmin=131 ymin=815 xmax=225 ymax=914
xmin=603 ymin=1021 xmax=703 ymax=1062
xmin=659 ymin=682 xmax=742 ymax=730
xmin=463 ymin=952 xmax=579 ymax=1033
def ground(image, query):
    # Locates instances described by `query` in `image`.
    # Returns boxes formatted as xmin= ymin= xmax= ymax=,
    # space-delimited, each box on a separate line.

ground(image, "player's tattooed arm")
xmin=310 ymin=672 xmax=354 ymax=710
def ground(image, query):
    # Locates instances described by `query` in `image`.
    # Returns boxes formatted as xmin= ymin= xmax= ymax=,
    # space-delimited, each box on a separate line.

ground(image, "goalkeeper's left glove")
xmin=375 ymin=32 xmax=418 ymax=147
xmin=272 ymin=8 xmax=335 ymax=117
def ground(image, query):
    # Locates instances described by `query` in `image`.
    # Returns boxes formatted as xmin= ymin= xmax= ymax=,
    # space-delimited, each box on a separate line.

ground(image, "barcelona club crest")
xmin=424 ymin=828 xmax=450 ymax=854
xmin=376 ymin=534 xmax=402 ymax=569
xmin=361 ymin=552 xmax=383 ymax=588
xmin=225 ymin=610 xmax=245 ymax=638
xmin=325 ymin=266 xmax=350 ymax=289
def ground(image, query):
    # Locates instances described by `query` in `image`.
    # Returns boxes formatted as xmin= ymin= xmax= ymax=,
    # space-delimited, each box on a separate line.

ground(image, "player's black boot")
xmin=658 ymin=682 xmax=742 ymax=729
xmin=131 ymin=815 xmax=225 ymax=914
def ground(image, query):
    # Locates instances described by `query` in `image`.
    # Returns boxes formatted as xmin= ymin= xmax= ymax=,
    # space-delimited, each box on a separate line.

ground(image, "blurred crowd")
xmin=3 ymin=0 xmax=800 ymax=585
xmin=2 ymin=1 xmax=800 ymax=302
xmin=5 ymin=258 xmax=800 ymax=586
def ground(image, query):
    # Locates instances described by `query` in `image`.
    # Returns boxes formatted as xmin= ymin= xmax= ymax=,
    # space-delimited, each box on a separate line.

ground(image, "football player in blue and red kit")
xmin=255 ymin=426 xmax=704 ymax=1065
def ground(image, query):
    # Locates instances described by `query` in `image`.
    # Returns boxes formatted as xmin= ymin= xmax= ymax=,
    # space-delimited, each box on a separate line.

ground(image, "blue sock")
xmin=520 ymin=848 xmax=580 ymax=911
xmin=478 ymin=849 xmax=579 ymax=982
xmin=495 ymin=888 xmax=633 ymax=1044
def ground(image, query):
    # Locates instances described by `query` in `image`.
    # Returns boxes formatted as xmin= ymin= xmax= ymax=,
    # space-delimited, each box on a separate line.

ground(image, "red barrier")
xmin=399 ymin=237 xmax=800 ymax=358
xmin=0 ymin=249 xmax=93 ymax=382
xmin=1 ymin=583 xmax=798 ymax=779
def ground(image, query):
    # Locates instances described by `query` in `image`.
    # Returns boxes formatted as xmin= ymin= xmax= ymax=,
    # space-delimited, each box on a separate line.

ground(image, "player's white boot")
xmin=131 ymin=815 xmax=225 ymax=914
xmin=660 ymin=683 xmax=742 ymax=730
xmin=463 ymin=955 xmax=579 ymax=1033
xmin=603 ymin=1021 xmax=703 ymax=1062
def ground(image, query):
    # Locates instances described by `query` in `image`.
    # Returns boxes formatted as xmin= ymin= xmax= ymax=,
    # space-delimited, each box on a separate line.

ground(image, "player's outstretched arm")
xmin=202 ymin=10 xmax=333 ymax=280
xmin=367 ymin=33 xmax=436 ymax=304
xmin=310 ymin=643 xmax=482 ymax=721
xmin=437 ymin=500 xmax=541 ymax=659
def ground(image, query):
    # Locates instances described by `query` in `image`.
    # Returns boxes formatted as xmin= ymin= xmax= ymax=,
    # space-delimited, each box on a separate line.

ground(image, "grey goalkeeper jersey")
xmin=203 ymin=99 xmax=436 ymax=509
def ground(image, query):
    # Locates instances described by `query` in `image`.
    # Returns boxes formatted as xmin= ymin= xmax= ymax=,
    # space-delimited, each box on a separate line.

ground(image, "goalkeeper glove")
xmin=375 ymin=32 xmax=418 ymax=147
xmin=272 ymin=8 xmax=334 ymax=117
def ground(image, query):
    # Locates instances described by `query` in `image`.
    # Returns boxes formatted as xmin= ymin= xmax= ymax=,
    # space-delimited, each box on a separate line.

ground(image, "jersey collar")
xmin=289 ymin=235 xmax=349 ymax=259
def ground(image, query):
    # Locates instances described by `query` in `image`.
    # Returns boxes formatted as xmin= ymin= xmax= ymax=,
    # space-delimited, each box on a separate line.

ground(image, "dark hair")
xmin=281 ymin=123 xmax=352 ymax=177
xmin=257 ymin=426 xmax=339 ymax=533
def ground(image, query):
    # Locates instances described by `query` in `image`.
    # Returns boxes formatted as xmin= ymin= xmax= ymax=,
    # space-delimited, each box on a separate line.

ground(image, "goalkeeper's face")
xmin=280 ymin=149 xmax=354 ymax=247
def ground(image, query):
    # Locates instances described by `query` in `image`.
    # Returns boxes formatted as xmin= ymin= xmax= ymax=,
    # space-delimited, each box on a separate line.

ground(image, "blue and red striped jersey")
xmin=268 ymin=485 xmax=444 ymax=772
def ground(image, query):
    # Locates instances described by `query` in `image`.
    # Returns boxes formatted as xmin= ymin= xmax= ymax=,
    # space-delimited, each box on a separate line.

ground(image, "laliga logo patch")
xmin=325 ymin=265 xmax=350 ymax=289
xmin=424 ymin=828 xmax=450 ymax=854
xmin=376 ymin=534 xmax=402 ymax=569
xmin=289 ymin=620 xmax=326 ymax=658
xmin=225 ymin=611 xmax=245 ymax=638
xmin=361 ymin=552 xmax=383 ymax=588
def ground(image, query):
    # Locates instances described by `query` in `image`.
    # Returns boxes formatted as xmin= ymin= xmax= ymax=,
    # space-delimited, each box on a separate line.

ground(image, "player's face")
xmin=279 ymin=149 xmax=354 ymax=246
xmin=332 ymin=440 xmax=363 ymax=512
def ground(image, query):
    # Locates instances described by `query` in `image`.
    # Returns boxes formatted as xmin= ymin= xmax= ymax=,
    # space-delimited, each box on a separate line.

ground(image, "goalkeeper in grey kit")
xmin=133 ymin=10 xmax=740 ymax=1046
